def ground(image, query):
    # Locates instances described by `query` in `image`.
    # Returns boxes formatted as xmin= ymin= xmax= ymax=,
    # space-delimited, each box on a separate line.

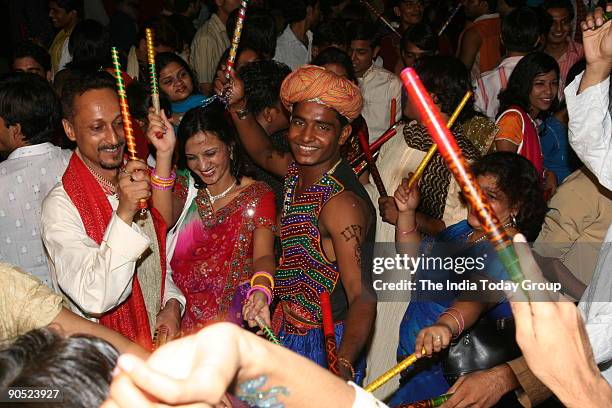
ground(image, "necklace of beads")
xmin=206 ymin=178 xmax=236 ymax=203
xmin=282 ymin=159 xmax=342 ymax=217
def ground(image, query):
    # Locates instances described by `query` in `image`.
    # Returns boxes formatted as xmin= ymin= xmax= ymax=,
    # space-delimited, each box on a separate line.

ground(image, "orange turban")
xmin=280 ymin=65 xmax=363 ymax=122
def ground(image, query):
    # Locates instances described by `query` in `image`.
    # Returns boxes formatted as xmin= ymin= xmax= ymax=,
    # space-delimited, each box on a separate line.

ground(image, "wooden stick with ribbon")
xmin=320 ymin=292 xmax=340 ymax=376
xmin=145 ymin=28 xmax=160 ymax=115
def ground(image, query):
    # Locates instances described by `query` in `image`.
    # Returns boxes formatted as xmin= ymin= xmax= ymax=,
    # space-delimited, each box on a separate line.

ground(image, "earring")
xmin=511 ymin=214 xmax=517 ymax=226
xmin=229 ymin=147 xmax=234 ymax=161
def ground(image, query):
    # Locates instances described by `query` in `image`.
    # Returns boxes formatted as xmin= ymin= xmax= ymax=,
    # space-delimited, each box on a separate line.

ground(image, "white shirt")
xmin=348 ymin=382 xmax=389 ymax=407
xmin=41 ymin=183 xmax=185 ymax=319
xmin=474 ymin=56 xmax=523 ymax=120
xmin=566 ymin=73 xmax=612 ymax=384
xmin=274 ymin=25 xmax=312 ymax=71
xmin=359 ymin=64 xmax=403 ymax=143
xmin=0 ymin=143 xmax=71 ymax=286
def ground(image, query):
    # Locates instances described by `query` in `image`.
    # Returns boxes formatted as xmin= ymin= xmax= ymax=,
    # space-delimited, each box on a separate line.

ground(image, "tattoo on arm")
xmin=354 ymin=244 xmax=362 ymax=268
xmin=340 ymin=224 xmax=363 ymax=243
xmin=237 ymin=375 xmax=289 ymax=408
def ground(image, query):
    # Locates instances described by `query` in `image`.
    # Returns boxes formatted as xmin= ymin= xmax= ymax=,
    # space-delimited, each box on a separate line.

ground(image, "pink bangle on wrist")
xmin=397 ymin=225 xmax=417 ymax=235
xmin=246 ymin=285 xmax=272 ymax=305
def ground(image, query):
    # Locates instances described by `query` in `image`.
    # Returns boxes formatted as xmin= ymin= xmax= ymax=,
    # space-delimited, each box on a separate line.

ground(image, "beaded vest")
xmin=275 ymin=162 xmax=344 ymax=332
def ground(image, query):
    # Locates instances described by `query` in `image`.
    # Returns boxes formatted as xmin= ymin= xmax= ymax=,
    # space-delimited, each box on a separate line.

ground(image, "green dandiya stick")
xmin=145 ymin=28 xmax=160 ymax=114
xmin=255 ymin=316 xmax=281 ymax=345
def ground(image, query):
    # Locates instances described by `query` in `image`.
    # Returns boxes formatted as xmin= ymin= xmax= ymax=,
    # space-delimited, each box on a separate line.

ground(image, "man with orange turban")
xmin=216 ymin=65 xmax=377 ymax=383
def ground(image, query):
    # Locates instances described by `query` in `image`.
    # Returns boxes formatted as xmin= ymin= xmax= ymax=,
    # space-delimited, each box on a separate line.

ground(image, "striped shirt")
xmin=474 ymin=56 xmax=523 ymax=120
xmin=190 ymin=14 xmax=230 ymax=86
xmin=555 ymin=40 xmax=584 ymax=99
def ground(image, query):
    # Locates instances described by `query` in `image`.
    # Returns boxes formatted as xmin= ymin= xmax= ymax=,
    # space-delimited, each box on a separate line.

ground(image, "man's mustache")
xmin=98 ymin=141 xmax=126 ymax=152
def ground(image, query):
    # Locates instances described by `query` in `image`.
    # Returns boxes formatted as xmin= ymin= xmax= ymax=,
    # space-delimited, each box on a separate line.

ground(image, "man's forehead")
xmin=293 ymin=101 xmax=340 ymax=122
xmin=72 ymin=88 xmax=120 ymax=116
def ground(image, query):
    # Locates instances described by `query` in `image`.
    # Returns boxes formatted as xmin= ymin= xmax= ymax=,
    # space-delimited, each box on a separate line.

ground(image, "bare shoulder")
xmin=321 ymin=190 xmax=370 ymax=230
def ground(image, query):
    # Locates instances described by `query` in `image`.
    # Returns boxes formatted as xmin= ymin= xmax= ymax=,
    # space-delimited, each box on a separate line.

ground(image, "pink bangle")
xmin=246 ymin=285 xmax=272 ymax=305
xmin=151 ymin=168 xmax=176 ymax=182
xmin=151 ymin=183 xmax=174 ymax=191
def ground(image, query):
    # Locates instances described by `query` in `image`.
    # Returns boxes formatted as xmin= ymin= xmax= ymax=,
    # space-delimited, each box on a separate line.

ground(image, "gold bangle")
xmin=338 ymin=357 xmax=355 ymax=379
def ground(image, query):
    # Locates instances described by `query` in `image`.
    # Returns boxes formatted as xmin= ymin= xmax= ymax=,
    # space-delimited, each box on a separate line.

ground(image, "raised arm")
xmin=214 ymin=69 xmax=292 ymax=178
xmin=323 ymin=192 xmax=376 ymax=380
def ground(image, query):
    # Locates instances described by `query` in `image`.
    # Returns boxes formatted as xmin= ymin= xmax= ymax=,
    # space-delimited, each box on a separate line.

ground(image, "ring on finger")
xmin=120 ymin=168 xmax=130 ymax=175
xmin=434 ymin=335 xmax=442 ymax=343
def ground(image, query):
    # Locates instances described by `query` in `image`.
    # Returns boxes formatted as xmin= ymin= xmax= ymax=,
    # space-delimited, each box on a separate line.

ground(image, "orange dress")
xmin=459 ymin=14 xmax=502 ymax=78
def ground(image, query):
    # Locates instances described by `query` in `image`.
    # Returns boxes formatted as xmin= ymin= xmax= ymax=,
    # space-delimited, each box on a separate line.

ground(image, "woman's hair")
xmin=414 ymin=55 xmax=477 ymax=122
xmin=311 ymin=47 xmax=358 ymax=84
xmin=471 ymin=152 xmax=547 ymax=241
xmin=156 ymin=52 xmax=199 ymax=98
xmin=0 ymin=328 xmax=118 ymax=408
xmin=177 ymin=102 xmax=247 ymax=185
xmin=67 ymin=19 xmax=111 ymax=71
xmin=497 ymin=52 xmax=559 ymax=118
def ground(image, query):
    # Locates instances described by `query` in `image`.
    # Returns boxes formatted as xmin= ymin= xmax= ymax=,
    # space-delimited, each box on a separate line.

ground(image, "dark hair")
xmin=12 ymin=42 xmax=51 ymax=72
xmin=0 ymin=328 xmax=118 ymax=408
xmin=414 ymin=56 xmax=476 ymax=122
xmin=312 ymin=19 xmax=348 ymax=50
xmin=66 ymin=19 xmax=111 ymax=71
xmin=346 ymin=20 xmax=381 ymax=48
xmin=501 ymin=7 xmax=543 ymax=53
xmin=177 ymin=102 xmax=246 ymax=184
xmin=340 ymin=2 xmax=372 ymax=25
xmin=156 ymin=52 xmax=199 ymax=98
xmin=281 ymin=0 xmax=319 ymax=24
xmin=543 ymin=0 xmax=574 ymax=20
xmin=226 ymin=8 xmax=277 ymax=60
xmin=312 ymin=47 xmax=358 ymax=84
xmin=239 ymin=60 xmax=291 ymax=117
xmin=52 ymin=0 xmax=84 ymax=17
xmin=61 ymin=70 xmax=116 ymax=119
xmin=0 ymin=73 xmax=60 ymax=146
xmin=401 ymin=22 xmax=438 ymax=54
xmin=498 ymin=52 xmax=559 ymax=117
xmin=472 ymin=152 xmax=546 ymax=241
xmin=138 ymin=16 xmax=182 ymax=51
xmin=485 ymin=0 xmax=499 ymax=12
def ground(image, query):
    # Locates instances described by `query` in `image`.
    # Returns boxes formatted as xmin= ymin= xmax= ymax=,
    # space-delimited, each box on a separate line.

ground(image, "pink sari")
xmin=170 ymin=175 xmax=276 ymax=335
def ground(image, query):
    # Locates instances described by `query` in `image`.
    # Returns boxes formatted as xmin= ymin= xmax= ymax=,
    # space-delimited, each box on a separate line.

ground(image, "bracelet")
xmin=439 ymin=312 xmax=460 ymax=338
xmin=246 ymin=285 xmax=272 ymax=305
xmin=250 ymin=271 xmax=274 ymax=290
xmin=396 ymin=225 xmax=417 ymax=235
xmin=151 ymin=168 xmax=176 ymax=182
xmin=338 ymin=357 xmax=355 ymax=380
xmin=151 ymin=168 xmax=176 ymax=190
xmin=440 ymin=308 xmax=465 ymax=338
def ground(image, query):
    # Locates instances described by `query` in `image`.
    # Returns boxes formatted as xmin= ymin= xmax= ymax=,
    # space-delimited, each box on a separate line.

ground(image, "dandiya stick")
xmin=400 ymin=67 xmax=528 ymax=291
xmin=390 ymin=98 xmax=397 ymax=128
xmin=320 ymin=292 xmax=340 ymax=376
xmin=407 ymin=90 xmax=472 ymax=189
xmin=437 ymin=4 xmax=462 ymax=36
xmin=350 ymin=124 xmax=400 ymax=168
xmin=357 ymin=126 xmax=388 ymax=196
xmin=360 ymin=0 xmax=402 ymax=38
xmin=225 ymin=0 xmax=249 ymax=79
xmin=145 ymin=28 xmax=160 ymax=114
xmin=364 ymin=353 xmax=418 ymax=393
xmin=397 ymin=393 xmax=453 ymax=408
xmin=255 ymin=316 xmax=281 ymax=346
xmin=110 ymin=47 xmax=147 ymax=211
xmin=153 ymin=325 xmax=169 ymax=349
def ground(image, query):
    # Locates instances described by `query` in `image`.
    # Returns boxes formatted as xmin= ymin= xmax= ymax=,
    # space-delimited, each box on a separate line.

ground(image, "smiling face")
xmin=287 ymin=101 xmax=350 ymax=168
xmin=49 ymin=1 xmax=76 ymax=29
xmin=159 ymin=61 xmax=194 ymax=103
xmin=528 ymin=70 xmax=558 ymax=116
xmin=467 ymin=174 xmax=517 ymax=230
xmin=184 ymin=131 xmax=233 ymax=187
xmin=63 ymin=88 xmax=125 ymax=173
xmin=546 ymin=7 xmax=572 ymax=46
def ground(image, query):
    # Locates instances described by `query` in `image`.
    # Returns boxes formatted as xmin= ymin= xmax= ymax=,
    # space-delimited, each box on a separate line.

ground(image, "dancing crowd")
xmin=1 ymin=0 xmax=611 ymax=407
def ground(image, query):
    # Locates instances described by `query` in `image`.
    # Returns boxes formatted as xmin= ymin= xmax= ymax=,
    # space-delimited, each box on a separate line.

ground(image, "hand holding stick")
xmin=254 ymin=315 xmax=281 ymax=346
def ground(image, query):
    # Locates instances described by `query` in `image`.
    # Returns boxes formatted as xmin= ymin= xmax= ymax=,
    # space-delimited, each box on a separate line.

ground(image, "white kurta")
xmin=566 ymin=73 xmax=612 ymax=384
xmin=359 ymin=65 xmax=403 ymax=143
xmin=41 ymin=183 xmax=185 ymax=319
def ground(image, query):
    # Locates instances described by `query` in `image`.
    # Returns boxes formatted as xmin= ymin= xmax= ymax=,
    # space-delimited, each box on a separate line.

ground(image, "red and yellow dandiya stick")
xmin=225 ymin=0 xmax=249 ymax=79
xmin=397 ymin=393 xmax=453 ymax=408
xmin=407 ymin=90 xmax=472 ymax=189
xmin=400 ymin=68 xmax=527 ymax=290
xmin=390 ymin=98 xmax=397 ymax=128
xmin=320 ymin=292 xmax=340 ymax=376
xmin=145 ymin=28 xmax=160 ymax=115
xmin=111 ymin=47 xmax=147 ymax=211
xmin=357 ymin=125 xmax=388 ymax=196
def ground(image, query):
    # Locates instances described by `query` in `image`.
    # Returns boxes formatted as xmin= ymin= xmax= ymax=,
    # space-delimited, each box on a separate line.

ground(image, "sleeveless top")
xmin=275 ymin=160 xmax=376 ymax=334
xmin=460 ymin=14 xmax=502 ymax=78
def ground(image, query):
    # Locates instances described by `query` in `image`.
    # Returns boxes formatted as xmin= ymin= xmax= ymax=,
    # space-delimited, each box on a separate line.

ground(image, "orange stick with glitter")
xmin=111 ymin=47 xmax=147 ymax=211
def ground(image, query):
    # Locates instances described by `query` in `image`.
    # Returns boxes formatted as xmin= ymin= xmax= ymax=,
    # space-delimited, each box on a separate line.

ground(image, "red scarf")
xmin=62 ymin=153 xmax=167 ymax=350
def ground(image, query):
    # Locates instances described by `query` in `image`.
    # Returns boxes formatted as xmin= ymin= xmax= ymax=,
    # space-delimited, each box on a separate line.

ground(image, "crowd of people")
xmin=1 ymin=0 xmax=611 ymax=407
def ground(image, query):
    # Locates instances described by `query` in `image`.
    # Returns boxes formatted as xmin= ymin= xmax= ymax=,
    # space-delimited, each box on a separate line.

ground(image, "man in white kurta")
xmin=565 ymin=8 xmax=612 ymax=384
xmin=41 ymin=72 xmax=184 ymax=346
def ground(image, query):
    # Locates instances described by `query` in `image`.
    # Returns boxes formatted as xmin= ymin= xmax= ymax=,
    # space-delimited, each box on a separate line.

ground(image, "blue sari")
xmin=390 ymin=221 xmax=512 ymax=406
xmin=171 ymin=94 xmax=209 ymax=114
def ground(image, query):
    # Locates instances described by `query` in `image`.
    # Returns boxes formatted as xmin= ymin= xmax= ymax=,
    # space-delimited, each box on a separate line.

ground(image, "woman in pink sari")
xmin=147 ymin=102 xmax=276 ymax=335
